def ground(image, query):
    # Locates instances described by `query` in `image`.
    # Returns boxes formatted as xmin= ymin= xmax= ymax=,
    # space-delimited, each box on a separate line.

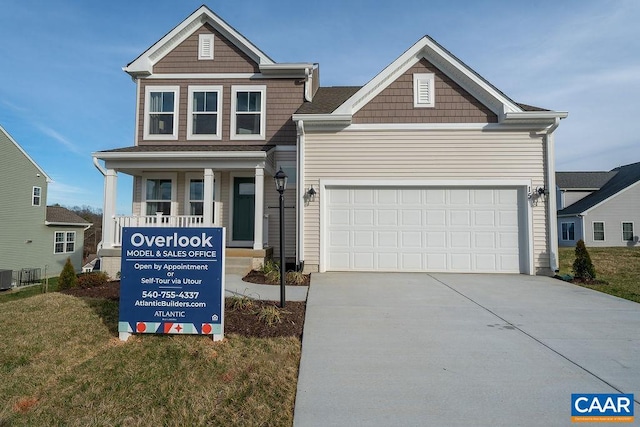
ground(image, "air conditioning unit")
xmin=0 ymin=270 xmax=12 ymax=291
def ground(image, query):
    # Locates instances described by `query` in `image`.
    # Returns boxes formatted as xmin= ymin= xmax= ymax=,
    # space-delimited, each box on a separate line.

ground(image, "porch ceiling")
xmin=94 ymin=145 xmax=275 ymax=175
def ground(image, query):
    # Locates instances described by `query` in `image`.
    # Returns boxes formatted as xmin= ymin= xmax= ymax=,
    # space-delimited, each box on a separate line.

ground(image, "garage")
xmin=324 ymin=186 xmax=528 ymax=273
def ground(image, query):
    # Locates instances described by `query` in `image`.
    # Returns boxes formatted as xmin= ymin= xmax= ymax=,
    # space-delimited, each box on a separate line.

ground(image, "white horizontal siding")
xmin=303 ymin=129 xmax=550 ymax=272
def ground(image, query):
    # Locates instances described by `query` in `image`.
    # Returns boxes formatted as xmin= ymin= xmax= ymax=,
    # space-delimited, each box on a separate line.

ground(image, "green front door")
xmin=232 ymin=177 xmax=255 ymax=242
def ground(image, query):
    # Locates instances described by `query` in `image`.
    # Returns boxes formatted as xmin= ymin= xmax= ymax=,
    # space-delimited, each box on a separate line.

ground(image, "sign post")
xmin=118 ymin=227 xmax=225 ymax=341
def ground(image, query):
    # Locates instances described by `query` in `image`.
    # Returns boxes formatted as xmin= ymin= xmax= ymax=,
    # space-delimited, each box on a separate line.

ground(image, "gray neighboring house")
xmin=557 ymin=162 xmax=640 ymax=247
xmin=0 ymin=125 xmax=90 ymax=284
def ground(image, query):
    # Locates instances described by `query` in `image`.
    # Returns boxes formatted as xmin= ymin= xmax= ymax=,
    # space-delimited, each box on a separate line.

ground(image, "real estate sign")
xmin=118 ymin=227 xmax=225 ymax=341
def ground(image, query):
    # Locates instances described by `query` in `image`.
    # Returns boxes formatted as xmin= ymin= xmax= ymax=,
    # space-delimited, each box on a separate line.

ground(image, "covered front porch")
xmin=93 ymin=145 xmax=278 ymax=278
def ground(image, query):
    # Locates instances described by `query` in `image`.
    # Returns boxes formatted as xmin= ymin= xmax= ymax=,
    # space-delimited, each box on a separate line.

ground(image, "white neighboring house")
xmin=557 ymin=162 xmax=640 ymax=247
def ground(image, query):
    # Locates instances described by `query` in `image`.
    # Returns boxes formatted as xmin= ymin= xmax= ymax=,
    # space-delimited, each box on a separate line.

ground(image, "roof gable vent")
xmin=198 ymin=34 xmax=214 ymax=60
xmin=413 ymin=73 xmax=435 ymax=108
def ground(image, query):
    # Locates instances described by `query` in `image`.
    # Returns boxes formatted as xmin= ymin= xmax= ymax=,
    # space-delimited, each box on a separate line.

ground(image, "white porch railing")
xmin=111 ymin=214 xmax=217 ymax=247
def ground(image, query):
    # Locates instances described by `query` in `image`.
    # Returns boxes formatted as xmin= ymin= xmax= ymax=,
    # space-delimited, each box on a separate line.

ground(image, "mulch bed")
xmin=243 ymin=270 xmax=310 ymax=286
xmin=60 ymin=281 xmax=306 ymax=339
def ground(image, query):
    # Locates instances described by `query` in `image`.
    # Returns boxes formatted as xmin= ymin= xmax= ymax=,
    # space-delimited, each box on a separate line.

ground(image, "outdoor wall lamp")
xmin=527 ymin=186 xmax=547 ymax=205
xmin=304 ymin=185 xmax=317 ymax=204
xmin=273 ymin=168 xmax=288 ymax=307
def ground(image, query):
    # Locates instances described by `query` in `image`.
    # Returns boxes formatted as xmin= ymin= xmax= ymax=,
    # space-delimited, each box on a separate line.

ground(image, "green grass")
xmin=0 ymin=277 xmax=59 ymax=304
xmin=0 ymin=293 xmax=300 ymax=426
xmin=558 ymin=246 xmax=640 ymax=303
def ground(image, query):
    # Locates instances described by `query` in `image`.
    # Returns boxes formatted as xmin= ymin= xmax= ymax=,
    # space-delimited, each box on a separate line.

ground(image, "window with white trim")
xmin=593 ymin=222 xmax=604 ymax=241
xmin=561 ymin=222 xmax=575 ymax=241
xmin=32 ymin=186 xmax=41 ymax=206
xmin=54 ymin=231 xmax=75 ymax=254
xmin=145 ymin=178 xmax=172 ymax=215
xmin=622 ymin=222 xmax=634 ymax=241
xmin=188 ymin=86 xmax=222 ymax=140
xmin=231 ymin=85 xmax=266 ymax=139
xmin=198 ymin=34 xmax=214 ymax=60
xmin=413 ymin=73 xmax=435 ymax=108
xmin=144 ymin=86 xmax=179 ymax=140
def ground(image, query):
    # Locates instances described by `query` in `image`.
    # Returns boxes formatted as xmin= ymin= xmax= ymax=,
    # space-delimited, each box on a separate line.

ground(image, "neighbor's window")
xmin=145 ymin=179 xmax=172 ymax=215
xmin=188 ymin=86 xmax=222 ymax=139
xmin=561 ymin=222 xmax=575 ymax=241
xmin=54 ymin=231 xmax=75 ymax=254
xmin=231 ymin=86 xmax=265 ymax=139
xmin=622 ymin=222 xmax=634 ymax=241
xmin=144 ymin=86 xmax=179 ymax=139
xmin=593 ymin=222 xmax=604 ymax=241
xmin=32 ymin=186 xmax=41 ymax=206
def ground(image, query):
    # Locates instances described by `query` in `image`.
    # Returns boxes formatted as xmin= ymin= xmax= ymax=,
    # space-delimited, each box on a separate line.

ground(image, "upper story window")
xmin=188 ymin=86 xmax=222 ymax=140
xmin=413 ymin=73 xmax=435 ymax=108
xmin=144 ymin=86 xmax=179 ymax=140
xmin=622 ymin=222 xmax=634 ymax=241
xmin=198 ymin=34 xmax=215 ymax=60
xmin=231 ymin=85 xmax=266 ymax=140
xmin=32 ymin=186 xmax=41 ymax=206
xmin=54 ymin=231 xmax=75 ymax=254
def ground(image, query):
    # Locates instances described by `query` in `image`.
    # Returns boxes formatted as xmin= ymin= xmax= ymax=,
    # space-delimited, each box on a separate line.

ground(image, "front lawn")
xmin=0 ymin=291 xmax=301 ymax=426
xmin=558 ymin=246 xmax=640 ymax=303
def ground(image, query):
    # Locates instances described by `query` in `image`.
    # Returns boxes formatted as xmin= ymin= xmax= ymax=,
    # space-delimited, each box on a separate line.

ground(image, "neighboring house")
xmin=0 ymin=125 xmax=91 ymax=283
xmin=557 ymin=162 xmax=640 ymax=247
xmin=93 ymin=6 xmax=567 ymax=277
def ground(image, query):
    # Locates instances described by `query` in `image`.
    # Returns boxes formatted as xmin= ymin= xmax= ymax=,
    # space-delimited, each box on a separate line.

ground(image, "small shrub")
xmin=265 ymin=269 xmax=280 ymax=284
xmin=255 ymin=305 xmax=282 ymax=327
xmin=58 ymin=258 xmax=78 ymax=290
xmin=573 ymin=239 xmax=596 ymax=280
xmin=229 ymin=295 xmax=254 ymax=311
xmin=77 ymin=272 xmax=110 ymax=289
xmin=261 ymin=260 xmax=280 ymax=275
xmin=286 ymin=270 xmax=306 ymax=286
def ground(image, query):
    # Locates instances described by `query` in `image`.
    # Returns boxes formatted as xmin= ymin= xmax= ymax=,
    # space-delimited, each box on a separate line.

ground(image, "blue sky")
xmin=1 ymin=0 xmax=639 ymax=214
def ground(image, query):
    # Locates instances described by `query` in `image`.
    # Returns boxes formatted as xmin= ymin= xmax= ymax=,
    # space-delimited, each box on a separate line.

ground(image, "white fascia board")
xmin=124 ymin=6 xmax=274 ymax=76
xmin=291 ymin=113 xmax=352 ymax=123
xmin=581 ymin=179 xmax=640 ymax=216
xmin=45 ymin=221 xmax=92 ymax=227
xmin=332 ymin=36 xmax=523 ymax=117
xmin=0 ymin=125 xmax=52 ymax=182
xmin=94 ymin=150 xmax=268 ymax=161
xmin=260 ymin=63 xmax=315 ymax=77
xmin=503 ymin=111 xmax=569 ymax=124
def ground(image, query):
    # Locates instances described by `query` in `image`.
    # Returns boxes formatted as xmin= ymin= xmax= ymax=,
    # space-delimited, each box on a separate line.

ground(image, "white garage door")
xmin=326 ymin=187 xmax=523 ymax=273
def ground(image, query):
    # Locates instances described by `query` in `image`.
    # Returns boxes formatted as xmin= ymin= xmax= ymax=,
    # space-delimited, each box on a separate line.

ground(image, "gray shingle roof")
xmin=98 ymin=145 xmax=275 ymax=153
xmin=558 ymin=162 xmax=640 ymax=216
xmin=556 ymin=171 xmax=617 ymax=190
xmin=295 ymin=86 xmax=362 ymax=114
xmin=46 ymin=206 xmax=91 ymax=225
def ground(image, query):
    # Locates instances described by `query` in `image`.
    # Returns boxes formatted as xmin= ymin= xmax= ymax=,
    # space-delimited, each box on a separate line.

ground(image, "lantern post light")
xmin=274 ymin=168 xmax=288 ymax=307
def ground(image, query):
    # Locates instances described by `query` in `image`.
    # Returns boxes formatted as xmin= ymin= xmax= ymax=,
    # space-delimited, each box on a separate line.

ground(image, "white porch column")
xmin=253 ymin=167 xmax=264 ymax=249
xmin=203 ymin=168 xmax=214 ymax=227
xmin=102 ymin=169 xmax=118 ymax=249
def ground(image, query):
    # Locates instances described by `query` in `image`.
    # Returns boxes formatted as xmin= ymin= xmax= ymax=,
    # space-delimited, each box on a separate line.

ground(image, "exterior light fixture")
xmin=273 ymin=168 xmax=288 ymax=307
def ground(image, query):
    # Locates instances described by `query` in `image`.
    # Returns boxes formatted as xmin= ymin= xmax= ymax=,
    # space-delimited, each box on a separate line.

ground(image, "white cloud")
xmin=36 ymin=124 xmax=82 ymax=155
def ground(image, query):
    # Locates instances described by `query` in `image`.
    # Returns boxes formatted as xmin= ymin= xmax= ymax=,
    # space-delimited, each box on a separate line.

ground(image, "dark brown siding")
xmin=137 ymin=78 xmax=304 ymax=146
xmin=153 ymin=24 xmax=260 ymax=74
xmin=353 ymin=59 xmax=497 ymax=124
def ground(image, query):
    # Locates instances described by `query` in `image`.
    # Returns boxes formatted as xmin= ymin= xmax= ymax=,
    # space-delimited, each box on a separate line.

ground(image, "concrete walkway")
xmin=294 ymin=273 xmax=640 ymax=426
xmin=224 ymin=273 xmax=308 ymax=302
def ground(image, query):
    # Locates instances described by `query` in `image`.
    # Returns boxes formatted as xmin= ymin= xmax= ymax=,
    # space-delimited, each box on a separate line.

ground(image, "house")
xmin=93 ymin=6 xmax=567 ymax=277
xmin=557 ymin=162 xmax=640 ymax=247
xmin=0 ymin=125 xmax=91 ymax=284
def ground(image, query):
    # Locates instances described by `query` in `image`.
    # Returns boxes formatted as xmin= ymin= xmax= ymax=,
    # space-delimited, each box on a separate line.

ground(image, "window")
xmin=413 ymin=73 xmax=435 ymax=108
xmin=145 ymin=179 xmax=172 ymax=215
xmin=188 ymin=178 xmax=216 ymax=220
xmin=32 ymin=186 xmax=41 ymax=206
xmin=231 ymin=85 xmax=266 ymax=139
xmin=54 ymin=231 xmax=75 ymax=254
xmin=198 ymin=34 xmax=214 ymax=60
xmin=188 ymin=86 xmax=222 ymax=140
xmin=144 ymin=86 xmax=179 ymax=140
xmin=561 ymin=222 xmax=575 ymax=241
xmin=622 ymin=222 xmax=634 ymax=241
xmin=593 ymin=222 xmax=604 ymax=241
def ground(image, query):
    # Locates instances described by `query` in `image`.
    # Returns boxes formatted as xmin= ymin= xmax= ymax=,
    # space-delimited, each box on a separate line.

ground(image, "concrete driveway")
xmin=293 ymin=273 xmax=640 ymax=426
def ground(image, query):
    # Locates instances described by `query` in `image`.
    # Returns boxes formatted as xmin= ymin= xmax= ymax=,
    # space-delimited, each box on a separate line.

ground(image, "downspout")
xmin=92 ymin=155 xmax=106 ymax=176
xmin=543 ymin=117 xmax=561 ymax=273
xmin=296 ymin=120 xmax=305 ymax=270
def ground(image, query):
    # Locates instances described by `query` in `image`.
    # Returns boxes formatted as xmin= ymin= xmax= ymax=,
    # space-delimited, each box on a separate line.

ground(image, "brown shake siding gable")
xmin=354 ymin=59 xmax=498 ymax=124
xmin=153 ymin=24 xmax=259 ymax=74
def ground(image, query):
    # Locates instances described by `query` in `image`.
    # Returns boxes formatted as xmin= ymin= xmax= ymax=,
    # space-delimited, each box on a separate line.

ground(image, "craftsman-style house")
xmin=94 ymin=6 xmax=567 ymax=277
